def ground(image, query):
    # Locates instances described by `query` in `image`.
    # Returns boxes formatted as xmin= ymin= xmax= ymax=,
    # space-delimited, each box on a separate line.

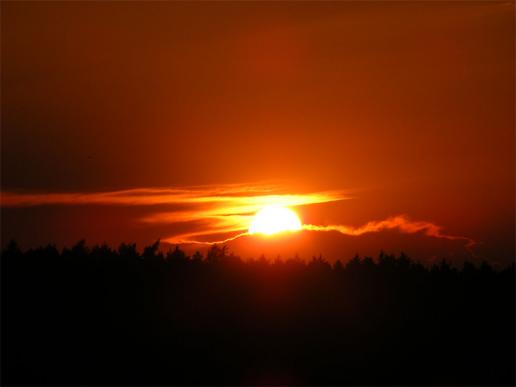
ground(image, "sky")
xmin=1 ymin=1 xmax=514 ymax=265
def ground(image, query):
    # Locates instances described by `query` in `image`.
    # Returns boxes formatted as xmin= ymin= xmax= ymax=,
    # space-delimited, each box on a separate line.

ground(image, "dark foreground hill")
xmin=1 ymin=240 xmax=514 ymax=386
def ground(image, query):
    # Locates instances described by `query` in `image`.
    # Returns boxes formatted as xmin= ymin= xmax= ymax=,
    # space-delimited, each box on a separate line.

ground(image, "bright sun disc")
xmin=249 ymin=205 xmax=302 ymax=235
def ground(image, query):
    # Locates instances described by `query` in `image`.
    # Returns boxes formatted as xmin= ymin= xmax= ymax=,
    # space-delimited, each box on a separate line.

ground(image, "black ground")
xmin=2 ymin=241 xmax=514 ymax=385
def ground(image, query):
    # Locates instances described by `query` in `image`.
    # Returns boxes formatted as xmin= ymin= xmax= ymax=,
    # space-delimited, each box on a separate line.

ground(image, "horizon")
xmin=3 ymin=237 xmax=513 ymax=271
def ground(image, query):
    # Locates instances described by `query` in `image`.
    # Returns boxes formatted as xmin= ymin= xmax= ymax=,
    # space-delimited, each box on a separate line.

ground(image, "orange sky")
xmin=1 ymin=2 xmax=514 ymax=264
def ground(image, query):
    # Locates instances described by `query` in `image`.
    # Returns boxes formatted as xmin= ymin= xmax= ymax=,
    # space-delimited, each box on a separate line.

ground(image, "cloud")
xmin=1 ymin=185 xmax=475 ymax=255
xmin=1 ymin=184 xmax=348 ymax=244
xmin=303 ymin=215 xmax=476 ymax=249
xmin=167 ymin=215 xmax=475 ymax=257
xmin=0 ymin=184 xmax=345 ymax=208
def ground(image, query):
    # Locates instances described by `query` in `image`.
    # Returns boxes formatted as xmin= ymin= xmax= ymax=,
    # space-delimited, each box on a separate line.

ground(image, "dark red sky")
xmin=1 ymin=2 xmax=514 ymax=264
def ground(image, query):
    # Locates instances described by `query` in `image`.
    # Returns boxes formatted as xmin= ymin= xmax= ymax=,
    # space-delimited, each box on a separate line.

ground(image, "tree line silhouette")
xmin=2 ymin=239 xmax=514 ymax=385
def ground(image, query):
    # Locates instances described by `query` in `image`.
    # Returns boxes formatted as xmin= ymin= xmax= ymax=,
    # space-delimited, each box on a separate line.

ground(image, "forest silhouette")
xmin=1 ymin=240 xmax=514 ymax=386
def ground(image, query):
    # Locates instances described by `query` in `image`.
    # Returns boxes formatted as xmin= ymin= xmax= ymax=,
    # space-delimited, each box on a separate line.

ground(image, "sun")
xmin=249 ymin=205 xmax=302 ymax=235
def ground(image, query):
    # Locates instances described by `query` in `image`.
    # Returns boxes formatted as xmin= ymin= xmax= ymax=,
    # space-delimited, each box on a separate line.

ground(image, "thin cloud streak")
xmin=302 ymin=216 xmax=477 ymax=257
xmin=167 ymin=231 xmax=251 ymax=246
xmin=0 ymin=185 xmax=346 ymax=208
xmin=169 ymin=215 xmax=475 ymax=252
xmin=302 ymin=215 xmax=475 ymax=248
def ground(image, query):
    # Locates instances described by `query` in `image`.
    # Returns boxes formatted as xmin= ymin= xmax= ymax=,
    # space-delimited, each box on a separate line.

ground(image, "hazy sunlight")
xmin=249 ymin=205 xmax=302 ymax=235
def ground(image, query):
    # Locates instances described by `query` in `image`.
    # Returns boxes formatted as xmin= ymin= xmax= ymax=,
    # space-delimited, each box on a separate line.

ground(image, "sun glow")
xmin=249 ymin=205 xmax=302 ymax=235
